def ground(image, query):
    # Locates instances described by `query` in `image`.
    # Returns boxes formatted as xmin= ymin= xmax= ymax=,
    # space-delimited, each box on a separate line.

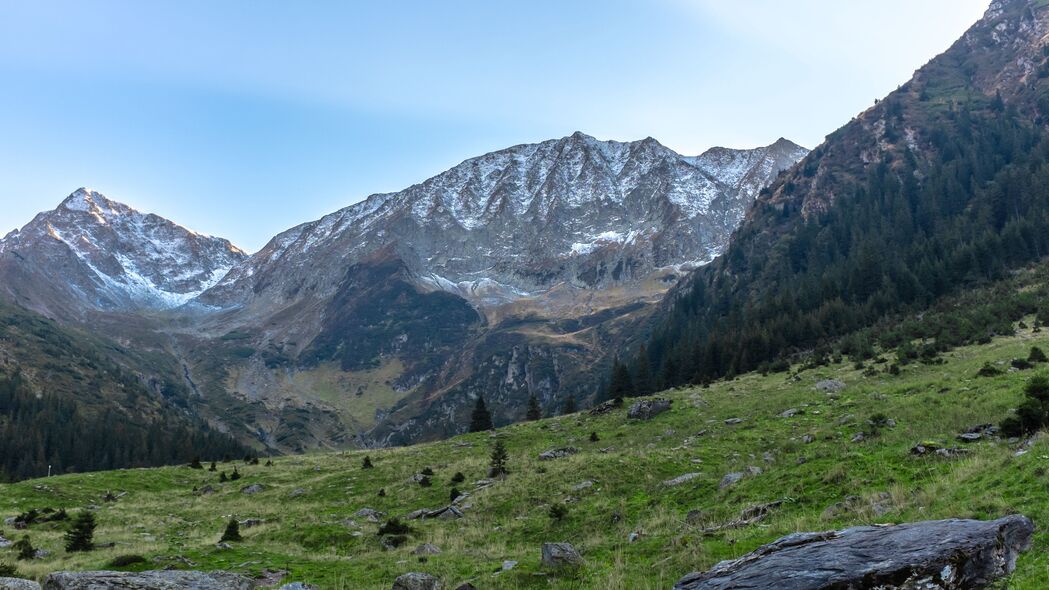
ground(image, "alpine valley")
xmin=0 ymin=133 xmax=806 ymax=467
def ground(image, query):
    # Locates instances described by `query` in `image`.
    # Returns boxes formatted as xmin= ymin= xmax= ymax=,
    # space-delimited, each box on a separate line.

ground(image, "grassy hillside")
xmin=2 ymin=325 xmax=1048 ymax=588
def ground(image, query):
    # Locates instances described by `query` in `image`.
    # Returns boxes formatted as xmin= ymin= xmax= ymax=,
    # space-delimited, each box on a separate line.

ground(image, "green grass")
xmin=3 ymin=326 xmax=1049 ymax=588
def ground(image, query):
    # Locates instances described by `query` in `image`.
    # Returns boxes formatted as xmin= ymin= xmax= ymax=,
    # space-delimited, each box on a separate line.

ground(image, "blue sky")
xmin=0 ymin=0 xmax=987 ymax=252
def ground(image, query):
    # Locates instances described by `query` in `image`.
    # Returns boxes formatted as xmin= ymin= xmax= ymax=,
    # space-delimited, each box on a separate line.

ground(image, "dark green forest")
xmin=622 ymin=80 xmax=1049 ymax=394
xmin=0 ymin=369 xmax=247 ymax=482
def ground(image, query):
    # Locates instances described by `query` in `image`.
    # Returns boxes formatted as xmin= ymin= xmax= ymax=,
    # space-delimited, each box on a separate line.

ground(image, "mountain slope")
xmin=181 ymin=133 xmax=804 ymax=447
xmin=0 ymin=300 xmax=248 ymax=481
xmin=1 ymin=302 xmax=1047 ymax=587
xmin=636 ymin=0 xmax=1049 ymax=389
xmin=0 ymin=188 xmax=246 ymax=318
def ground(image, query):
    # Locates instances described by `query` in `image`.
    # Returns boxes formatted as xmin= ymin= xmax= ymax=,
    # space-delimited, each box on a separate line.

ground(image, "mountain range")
xmin=0 ymin=133 xmax=806 ymax=457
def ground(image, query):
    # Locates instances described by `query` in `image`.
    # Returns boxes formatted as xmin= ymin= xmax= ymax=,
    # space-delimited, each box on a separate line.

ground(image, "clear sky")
xmin=0 ymin=0 xmax=988 ymax=252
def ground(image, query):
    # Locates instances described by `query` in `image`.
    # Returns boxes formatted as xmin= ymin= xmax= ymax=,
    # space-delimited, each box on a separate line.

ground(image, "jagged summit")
xmin=202 ymin=132 xmax=807 ymax=309
xmin=0 ymin=188 xmax=247 ymax=316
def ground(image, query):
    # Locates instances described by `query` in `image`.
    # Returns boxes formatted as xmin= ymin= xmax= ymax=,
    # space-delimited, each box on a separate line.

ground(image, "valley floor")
xmin=3 ymin=325 xmax=1049 ymax=588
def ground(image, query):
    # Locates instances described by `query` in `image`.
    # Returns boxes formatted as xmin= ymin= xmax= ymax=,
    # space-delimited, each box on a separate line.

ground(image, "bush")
xmin=14 ymin=535 xmax=34 ymax=560
xmin=1001 ymin=375 xmax=1049 ymax=435
xmin=589 ymin=431 xmax=600 ymax=442
xmin=362 ymin=456 xmax=373 ymax=469
xmin=420 ymin=467 xmax=434 ymax=476
xmin=189 ymin=456 xmax=203 ymax=470
xmin=229 ymin=467 xmax=241 ymax=481
xmin=377 ymin=518 xmax=413 ymax=537
xmin=1030 ymin=346 xmax=1048 ymax=363
xmin=107 ymin=554 xmax=146 ymax=568
xmin=418 ymin=476 xmax=432 ymax=487
xmin=1012 ymin=358 xmax=1034 ymax=371
xmin=450 ymin=487 xmax=461 ymax=503
xmin=450 ymin=472 xmax=465 ymax=484
xmin=0 ymin=562 xmax=17 ymax=577
xmin=548 ymin=504 xmax=569 ymax=522
xmin=64 ymin=511 xmax=96 ymax=552
xmin=977 ymin=362 xmax=1003 ymax=377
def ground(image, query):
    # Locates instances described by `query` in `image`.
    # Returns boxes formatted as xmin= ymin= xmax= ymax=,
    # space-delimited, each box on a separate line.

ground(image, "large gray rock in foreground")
xmin=0 ymin=578 xmax=41 ymax=590
xmin=42 ymin=570 xmax=253 ymax=590
xmin=391 ymin=572 xmax=441 ymax=590
xmin=673 ymin=515 xmax=1034 ymax=590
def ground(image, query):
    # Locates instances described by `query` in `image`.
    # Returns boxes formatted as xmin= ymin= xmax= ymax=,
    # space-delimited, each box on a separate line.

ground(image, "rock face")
xmin=627 ymin=398 xmax=672 ymax=420
xmin=673 ymin=515 xmax=1034 ymax=590
xmin=541 ymin=542 xmax=584 ymax=568
xmin=538 ymin=447 xmax=579 ymax=461
xmin=42 ymin=570 xmax=253 ymax=590
xmin=0 ymin=579 xmax=41 ymax=590
xmin=391 ymin=572 xmax=441 ymax=590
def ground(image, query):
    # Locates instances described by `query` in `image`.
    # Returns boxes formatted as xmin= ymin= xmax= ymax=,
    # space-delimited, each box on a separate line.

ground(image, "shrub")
xmin=14 ymin=535 xmax=34 ymax=560
xmin=450 ymin=472 xmax=465 ymax=484
xmin=0 ymin=562 xmax=17 ymax=577
xmin=418 ymin=476 xmax=432 ymax=487
xmin=1001 ymin=375 xmax=1049 ymax=436
xmin=362 ymin=456 xmax=373 ymax=469
xmin=189 ymin=456 xmax=203 ymax=469
xmin=589 ymin=431 xmax=600 ymax=442
xmin=1030 ymin=346 xmax=1048 ymax=363
xmin=64 ymin=511 xmax=96 ymax=552
xmin=548 ymin=504 xmax=569 ymax=521
xmin=1012 ymin=358 xmax=1034 ymax=371
xmin=219 ymin=471 xmax=228 ymax=483
xmin=450 ymin=487 xmax=461 ymax=503
xmin=377 ymin=488 xmax=386 ymax=497
xmin=977 ymin=362 xmax=1003 ymax=377
xmin=219 ymin=518 xmax=241 ymax=543
xmin=230 ymin=467 xmax=241 ymax=481
xmin=420 ymin=467 xmax=434 ymax=476
xmin=377 ymin=518 xmax=413 ymax=537
xmin=209 ymin=461 xmax=217 ymax=472
xmin=107 ymin=554 xmax=146 ymax=568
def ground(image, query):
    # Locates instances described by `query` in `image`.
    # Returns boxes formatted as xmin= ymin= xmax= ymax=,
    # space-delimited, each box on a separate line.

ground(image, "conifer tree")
xmin=526 ymin=395 xmax=542 ymax=421
xmin=220 ymin=518 xmax=242 ymax=542
xmin=469 ymin=396 xmax=493 ymax=432
xmin=64 ymin=511 xmax=96 ymax=552
xmin=561 ymin=396 xmax=577 ymax=415
xmin=488 ymin=439 xmax=508 ymax=478
xmin=362 ymin=455 xmax=373 ymax=469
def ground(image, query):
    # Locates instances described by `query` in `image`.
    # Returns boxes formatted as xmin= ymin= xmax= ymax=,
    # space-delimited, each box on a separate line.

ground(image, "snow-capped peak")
xmin=1 ymin=189 xmax=249 ymax=312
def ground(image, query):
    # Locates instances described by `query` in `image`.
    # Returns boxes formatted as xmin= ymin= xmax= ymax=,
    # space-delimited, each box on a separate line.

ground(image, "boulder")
xmin=414 ymin=544 xmax=442 ymax=555
xmin=0 ymin=579 xmax=41 ymax=590
xmin=815 ymin=379 xmax=846 ymax=393
xmin=354 ymin=508 xmax=384 ymax=522
xmin=278 ymin=584 xmax=317 ymax=590
xmin=723 ymin=418 xmax=744 ymax=425
xmin=588 ymin=400 xmax=620 ymax=416
xmin=0 ymin=535 xmax=11 ymax=548
xmin=663 ymin=472 xmax=702 ymax=487
xmin=673 ymin=515 xmax=1033 ymax=590
xmin=42 ymin=570 xmax=253 ymax=590
xmin=538 ymin=447 xmax=578 ymax=461
xmin=391 ymin=572 xmax=441 ymax=590
xmin=627 ymin=398 xmax=671 ymax=420
xmin=541 ymin=542 xmax=583 ymax=569
xmin=239 ymin=484 xmax=265 ymax=495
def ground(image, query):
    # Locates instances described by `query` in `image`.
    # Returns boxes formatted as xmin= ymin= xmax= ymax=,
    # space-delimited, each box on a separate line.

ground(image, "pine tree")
xmin=14 ymin=535 xmax=34 ymax=560
xmin=469 ymin=396 xmax=493 ymax=432
xmin=1029 ymin=346 xmax=1048 ymax=363
xmin=488 ymin=439 xmax=508 ymax=478
xmin=219 ymin=518 xmax=242 ymax=542
xmin=64 ymin=511 xmax=96 ymax=552
xmin=230 ymin=467 xmax=241 ymax=481
xmin=526 ymin=395 xmax=542 ymax=421
xmin=561 ymin=396 xmax=577 ymax=415
xmin=219 ymin=471 xmax=228 ymax=482
xmin=608 ymin=360 xmax=634 ymax=403
xmin=362 ymin=455 xmax=373 ymax=469
xmin=208 ymin=461 xmax=217 ymax=472
xmin=633 ymin=346 xmax=654 ymax=396
xmin=189 ymin=456 xmax=203 ymax=470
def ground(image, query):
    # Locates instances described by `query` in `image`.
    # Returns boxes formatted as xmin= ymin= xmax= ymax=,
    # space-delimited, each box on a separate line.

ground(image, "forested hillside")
xmin=0 ymin=302 xmax=247 ymax=481
xmin=630 ymin=0 xmax=1049 ymax=391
